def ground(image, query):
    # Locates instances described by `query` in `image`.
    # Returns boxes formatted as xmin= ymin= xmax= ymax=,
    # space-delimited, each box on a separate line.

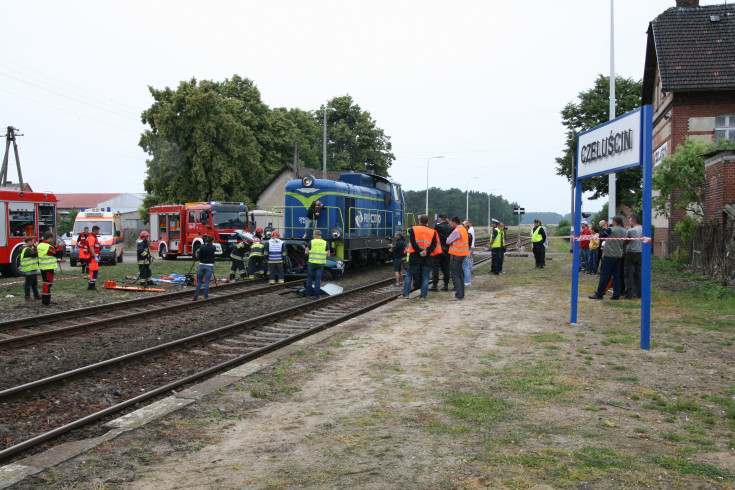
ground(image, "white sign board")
xmin=577 ymin=109 xmax=642 ymax=179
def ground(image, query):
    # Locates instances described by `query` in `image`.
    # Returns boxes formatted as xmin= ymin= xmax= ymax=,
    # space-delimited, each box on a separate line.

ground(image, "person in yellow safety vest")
xmin=36 ymin=231 xmax=64 ymax=306
xmin=87 ymin=226 xmax=101 ymax=291
xmin=245 ymin=237 xmax=265 ymax=278
xmin=20 ymin=236 xmax=41 ymax=301
xmin=445 ymin=216 xmax=470 ymax=300
xmin=489 ymin=219 xmax=503 ymax=275
xmin=304 ymin=229 xmax=330 ymax=299
xmin=264 ymin=230 xmax=287 ymax=284
xmin=399 ymin=214 xmax=438 ymax=300
xmin=498 ymin=221 xmax=507 ymax=273
xmin=531 ymin=218 xmax=547 ymax=269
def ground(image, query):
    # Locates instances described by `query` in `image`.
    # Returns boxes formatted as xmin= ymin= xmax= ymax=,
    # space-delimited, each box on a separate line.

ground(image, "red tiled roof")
xmin=55 ymin=193 xmax=121 ymax=209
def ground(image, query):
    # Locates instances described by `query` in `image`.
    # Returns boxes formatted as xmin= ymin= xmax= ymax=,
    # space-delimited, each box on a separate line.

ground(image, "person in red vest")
xmin=445 ymin=216 xmax=470 ymax=301
xmin=86 ymin=225 xmax=101 ymax=291
xmin=77 ymin=226 xmax=90 ymax=274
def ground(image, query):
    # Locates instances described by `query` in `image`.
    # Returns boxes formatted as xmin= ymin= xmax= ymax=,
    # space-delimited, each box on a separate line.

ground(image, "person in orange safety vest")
xmin=399 ymin=214 xmax=437 ymax=300
xmin=86 ymin=225 xmax=101 ymax=291
xmin=445 ymin=216 xmax=470 ymax=301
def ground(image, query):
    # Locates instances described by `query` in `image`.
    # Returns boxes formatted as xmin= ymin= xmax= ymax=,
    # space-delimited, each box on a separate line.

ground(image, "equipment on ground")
xmin=103 ymin=280 xmax=165 ymax=292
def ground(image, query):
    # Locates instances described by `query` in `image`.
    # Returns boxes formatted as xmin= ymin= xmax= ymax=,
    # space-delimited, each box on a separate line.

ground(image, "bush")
xmin=555 ymin=219 xmax=571 ymax=241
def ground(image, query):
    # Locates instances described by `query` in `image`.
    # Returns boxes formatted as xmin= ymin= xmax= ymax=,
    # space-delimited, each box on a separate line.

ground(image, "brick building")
xmin=641 ymin=0 xmax=735 ymax=256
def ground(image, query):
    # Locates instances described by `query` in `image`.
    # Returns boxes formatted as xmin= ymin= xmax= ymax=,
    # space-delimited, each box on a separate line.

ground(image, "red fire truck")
xmin=0 ymin=188 xmax=57 ymax=276
xmin=149 ymin=202 xmax=254 ymax=260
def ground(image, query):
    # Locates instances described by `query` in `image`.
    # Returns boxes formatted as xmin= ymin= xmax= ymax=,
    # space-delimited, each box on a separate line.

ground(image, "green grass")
xmin=441 ymin=391 xmax=514 ymax=428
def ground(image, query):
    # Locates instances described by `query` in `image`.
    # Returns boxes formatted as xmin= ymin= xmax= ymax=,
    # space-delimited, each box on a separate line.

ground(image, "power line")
xmin=0 ymin=87 xmax=141 ymax=134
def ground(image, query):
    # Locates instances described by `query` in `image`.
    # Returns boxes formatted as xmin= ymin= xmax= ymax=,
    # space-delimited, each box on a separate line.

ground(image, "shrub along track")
xmin=0 ymin=278 xmax=399 ymax=463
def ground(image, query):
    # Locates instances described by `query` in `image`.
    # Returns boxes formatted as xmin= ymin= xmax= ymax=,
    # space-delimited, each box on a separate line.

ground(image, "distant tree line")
xmin=403 ymin=188 xmax=521 ymax=227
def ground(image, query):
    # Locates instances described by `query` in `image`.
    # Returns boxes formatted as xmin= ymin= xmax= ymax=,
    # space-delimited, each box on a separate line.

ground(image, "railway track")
xmin=0 ymin=278 xmax=302 ymax=349
xmin=0 ymin=278 xmax=401 ymax=462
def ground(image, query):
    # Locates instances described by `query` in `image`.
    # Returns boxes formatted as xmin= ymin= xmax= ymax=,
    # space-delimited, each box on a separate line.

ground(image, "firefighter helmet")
xmin=140 ymin=231 xmax=150 ymax=239
xmin=253 ymin=237 xmax=260 ymax=243
xmin=271 ymin=230 xmax=280 ymax=238
xmin=255 ymin=227 xmax=263 ymax=234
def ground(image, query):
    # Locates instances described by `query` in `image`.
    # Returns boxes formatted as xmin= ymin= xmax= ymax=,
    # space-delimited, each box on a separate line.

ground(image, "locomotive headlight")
xmin=302 ymin=175 xmax=315 ymax=187
xmin=336 ymin=260 xmax=345 ymax=270
xmin=330 ymin=226 xmax=342 ymax=239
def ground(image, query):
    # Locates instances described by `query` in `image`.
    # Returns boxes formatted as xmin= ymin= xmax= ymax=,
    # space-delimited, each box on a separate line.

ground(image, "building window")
xmin=715 ymin=115 xmax=735 ymax=141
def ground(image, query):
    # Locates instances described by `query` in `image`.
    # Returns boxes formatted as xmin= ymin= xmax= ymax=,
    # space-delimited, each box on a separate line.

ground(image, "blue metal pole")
xmin=641 ymin=105 xmax=653 ymax=350
xmin=570 ymin=179 xmax=583 ymax=324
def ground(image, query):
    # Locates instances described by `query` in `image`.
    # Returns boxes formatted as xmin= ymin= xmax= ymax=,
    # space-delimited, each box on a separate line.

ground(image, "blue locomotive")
xmin=274 ymin=173 xmax=408 ymax=266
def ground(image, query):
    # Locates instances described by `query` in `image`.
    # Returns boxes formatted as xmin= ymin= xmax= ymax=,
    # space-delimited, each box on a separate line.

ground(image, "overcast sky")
xmin=1 ymin=0 xmax=721 ymax=216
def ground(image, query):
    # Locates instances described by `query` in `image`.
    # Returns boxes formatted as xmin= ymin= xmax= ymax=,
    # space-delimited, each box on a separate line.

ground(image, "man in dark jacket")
xmin=429 ymin=214 xmax=452 ymax=291
xmin=193 ymin=235 xmax=217 ymax=300
xmin=137 ymin=231 xmax=155 ymax=288
xmin=303 ymin=200 xmax=325 ymax=239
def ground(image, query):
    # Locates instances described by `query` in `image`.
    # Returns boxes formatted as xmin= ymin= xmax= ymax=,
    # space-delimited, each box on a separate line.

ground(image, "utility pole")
xmin=1 ymin=126 xmax=24 ymax=189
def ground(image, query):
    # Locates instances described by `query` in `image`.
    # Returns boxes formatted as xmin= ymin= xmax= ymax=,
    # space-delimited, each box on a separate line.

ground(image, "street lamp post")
xmin=466 ymin=176 xmax=478 ymax=220
xmin=323 ymin=106 xmax=336 ymax=179
xmin=425 ymin=156 xmax=444 ymax=215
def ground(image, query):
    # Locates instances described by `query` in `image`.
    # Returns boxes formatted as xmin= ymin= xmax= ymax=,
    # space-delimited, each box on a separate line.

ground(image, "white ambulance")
xmin=69 ymin=207 xmax=125 ymax=266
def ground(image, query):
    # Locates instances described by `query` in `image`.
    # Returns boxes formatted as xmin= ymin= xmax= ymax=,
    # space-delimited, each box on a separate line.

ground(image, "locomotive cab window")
xmin=392 ymin=185 xmax=402 ymax=203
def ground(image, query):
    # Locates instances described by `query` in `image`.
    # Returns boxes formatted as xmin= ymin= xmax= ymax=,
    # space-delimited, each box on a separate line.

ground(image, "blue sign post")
xmin=570 ymin=105 xmax=653 ymax=350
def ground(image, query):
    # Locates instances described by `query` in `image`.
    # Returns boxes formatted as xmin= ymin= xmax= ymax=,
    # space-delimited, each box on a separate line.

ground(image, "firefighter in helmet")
xmin=245 ymin=237 xmax=265 ymax=279
xmin=87 ymin=225 xmax=101 ymax=291
xmin=264 ymin=230 xmax=286 ymax=284
xmin=254 ymin=227 xmax=263 ymax=241
xmin=137 ymin=231 xmax=155 ymax=288
xmin=229 ymin=234 xmax=248 ymax=280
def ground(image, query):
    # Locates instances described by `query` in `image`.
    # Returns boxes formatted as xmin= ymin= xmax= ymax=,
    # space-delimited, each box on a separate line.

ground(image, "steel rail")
xmin=0 ymin=277 xmax=271 ymax=332
xmin=0 ymin=278 xmax=397 ymax=462
xmin=0 ymin=280 xmax=302 ymax=349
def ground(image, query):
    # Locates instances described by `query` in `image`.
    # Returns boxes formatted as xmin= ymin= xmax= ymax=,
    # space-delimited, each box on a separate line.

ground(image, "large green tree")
xmin=555 ymin=75 xmax=643 ymax=205
xmin=140 ymin=75 xmax=272 ymax=210
xmin=322 ymin=95 xmax=394 ymax=176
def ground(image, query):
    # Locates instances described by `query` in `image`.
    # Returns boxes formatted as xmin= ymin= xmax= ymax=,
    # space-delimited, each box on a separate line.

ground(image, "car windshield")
xmin=211 ymin=210 xmax=250 ymax=229
xmin=73 ymin=221 xmax=112 ymax=235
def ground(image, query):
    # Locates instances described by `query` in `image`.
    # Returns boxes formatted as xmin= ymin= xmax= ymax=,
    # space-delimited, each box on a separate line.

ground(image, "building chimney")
xmin=676 ymin=0 xmax=699 ymax=7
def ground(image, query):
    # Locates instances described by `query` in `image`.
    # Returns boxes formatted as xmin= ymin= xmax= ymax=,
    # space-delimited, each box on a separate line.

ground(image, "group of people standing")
xmin=588 ymin=214 xmax=643 ymax=301
xmin=18 ymin=226 xmax=103 ymax=306
xmin=395 ymin=214 xmax=474 ymax=302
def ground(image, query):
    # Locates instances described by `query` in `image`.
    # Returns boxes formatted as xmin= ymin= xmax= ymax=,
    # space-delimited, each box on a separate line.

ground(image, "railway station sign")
xmin=571 ymin=105 xmax=653 ymax=350
xmin=514 ymin=207 xmax=525 ymax=214
xmin=577 ymin=108 xmax=642 ymax=179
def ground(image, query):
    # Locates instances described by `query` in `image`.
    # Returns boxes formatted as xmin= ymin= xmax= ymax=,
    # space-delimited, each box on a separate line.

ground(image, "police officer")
xmin=429 ymin=214 xmax=452 ymax=292
xmin=489 ymin=219 xmax=503 ymax=275
xmin=246 ymin=237 xmax=265 ymax=278
xmin=137 ymin=231 xmax=155 ymax=288
xmin=265 ymin=230 xmax=286 ymax=284
xmin=20 ymin=236 xmax=41 ymax=301
xmin=87 ymin=225 xmax=101 ymax=291
xmin=37 ymin=231 xmax=64 ymax=305
xmin=531 ymin=219 xmax=547 ymax=269
xmin=229 ymin=235 xmax=248 ymax=281
xmin=304 ymin=230 xmax=330 ymax=299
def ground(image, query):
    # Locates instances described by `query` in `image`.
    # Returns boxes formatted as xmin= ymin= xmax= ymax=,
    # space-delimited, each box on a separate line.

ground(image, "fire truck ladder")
xmin=1 ymin=126 xmax=24 ymax=189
